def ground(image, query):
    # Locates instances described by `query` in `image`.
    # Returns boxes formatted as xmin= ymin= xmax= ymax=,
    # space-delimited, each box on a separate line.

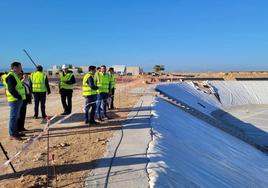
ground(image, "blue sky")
xmin=1 ymin=0 xmax=268 ymax=72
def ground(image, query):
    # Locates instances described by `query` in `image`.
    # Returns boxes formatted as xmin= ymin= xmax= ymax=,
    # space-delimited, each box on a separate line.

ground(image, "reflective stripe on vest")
xmin=97 ymin=73 xmax=110 ymax=93
xmin=82 ymin=73 xmax=97 ymax=96
xmin=1 ymin=74 xmax=8 ymax=97
xmin=3 ymin=72 xmax=26 ymax=102
xmin=30 ymin=72 xmax=47 ymax=92
xmin=109 ymin=74 xmax=116 ymax=89
xmin=94 ymin=73 xmax=100 ymax=94
xmin=60 ymin=72 xmax=73 ymax=90
xmin=1 ymin=74 xmax=8 ymax=87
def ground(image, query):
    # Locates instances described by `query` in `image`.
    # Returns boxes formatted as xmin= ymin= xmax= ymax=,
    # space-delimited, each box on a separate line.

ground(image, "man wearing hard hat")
xmin=59 ymin=64 xmax=76 ymax=115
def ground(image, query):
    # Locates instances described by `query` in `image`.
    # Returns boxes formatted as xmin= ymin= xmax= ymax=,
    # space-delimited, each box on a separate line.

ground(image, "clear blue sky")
xmin=1 ymin=0 xmax=268 ymax=72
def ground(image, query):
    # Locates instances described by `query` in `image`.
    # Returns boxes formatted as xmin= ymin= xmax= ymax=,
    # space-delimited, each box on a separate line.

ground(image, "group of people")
xmin=83 ymin=65 xmax=116 ymax=125
xmin=1 ymin=62 xmax=116 ymax=141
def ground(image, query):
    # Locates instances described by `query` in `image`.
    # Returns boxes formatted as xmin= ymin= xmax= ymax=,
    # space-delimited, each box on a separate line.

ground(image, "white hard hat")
xmin=62 ymin=64 xmax=68 ymax=69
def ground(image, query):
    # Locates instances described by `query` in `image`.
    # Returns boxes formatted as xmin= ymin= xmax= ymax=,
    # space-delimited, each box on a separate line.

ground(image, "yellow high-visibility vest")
xmin=60 ymin=72 xmax=73 ymax=90
xmin=1 ymin=74 xmax=8 ymax=86
xmin=30 ymin=71 xmax=47 ymax=92
xmin=3 ymin=72 xmax=26 ymax=102
xmin=94 ymin=72 xmax=100 ymax=94
xmin=82 ymin=73 xmax=97 ymax=96
xmin=97 ymin=72 xmax=110 ymax=93
xmin=109 ymin=73 xmax=116 ymax=89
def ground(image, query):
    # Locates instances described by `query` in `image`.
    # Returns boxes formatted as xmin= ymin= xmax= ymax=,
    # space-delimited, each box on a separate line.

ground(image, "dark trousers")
xmin=60 ymin=90 xmax=73 ymax=113
xmin=97 ymin=92 xmax=108 ymax=117
xmin=84 ymin=95 xmax=97 ymax=122
xmin=17 ymin=100 xmax=27 ymax=131
xmin=110 ymin=88 xmax=115 ymax=109
xmin=33 ymin=92 xmax=47 ymax=118
xmin=8 ymin=100 xmax=22 ymax=136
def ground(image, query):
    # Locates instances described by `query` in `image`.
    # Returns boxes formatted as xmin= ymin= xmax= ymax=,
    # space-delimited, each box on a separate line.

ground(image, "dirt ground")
xmin=162 ymin=71 xmax=268 ymax=80
xmin=193 ymin=71 xmax=268 ymax=80
xmin=0 ymin=72 xmax=267 ymax=187
xmin=0 ymin=77 xmax=144 ymax=188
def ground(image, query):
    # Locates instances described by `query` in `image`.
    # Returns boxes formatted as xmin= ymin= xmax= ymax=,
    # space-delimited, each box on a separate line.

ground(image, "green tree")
xmin=153 ymin=65 xmax=165 ymax=73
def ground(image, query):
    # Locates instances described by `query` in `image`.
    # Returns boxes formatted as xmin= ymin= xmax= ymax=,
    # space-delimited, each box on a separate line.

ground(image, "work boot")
xmin=9 ymin=135 xmax=23 ymax=141
xmin=104 ymin=114 xmax=111 ymax=119
xmin=97 ymin=117 xmax=104 ymax=122
xmin=18 ymin=128 xmax=29 ymax=132
xmin=89 ymin=120 xmax=99 ymax=125
xmin=17 ymin=132 xmax=26 ymax=137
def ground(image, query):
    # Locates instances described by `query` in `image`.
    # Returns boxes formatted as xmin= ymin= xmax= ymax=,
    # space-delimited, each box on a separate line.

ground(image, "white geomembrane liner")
xmin=148 ymin=98 xmax=268 ymax=188
xmin=150 ymin=81 xmax=268 ymax=187
xmin=156 ymin=82 xmax=222 ymax=116
xmin=209 ymin=81 xmax=268 ymax=109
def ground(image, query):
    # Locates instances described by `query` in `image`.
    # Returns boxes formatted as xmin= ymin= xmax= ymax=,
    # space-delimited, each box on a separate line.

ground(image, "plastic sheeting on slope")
xmin=148 ymin=98 xmax=268 ymax=188
xmin=156 ymin=83 xmax=222 ymax=115
xmin=209 ymin=81 xmax=268 ymax=109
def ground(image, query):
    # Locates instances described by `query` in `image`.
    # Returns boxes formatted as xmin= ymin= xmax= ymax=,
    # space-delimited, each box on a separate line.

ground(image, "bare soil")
xmin=0 ymin=72 xmax=267 ymax=187
xmin=162 ymin=71 xmax=268 ymax=80
xmin=0 ymin=78 xmax=143 ymax=188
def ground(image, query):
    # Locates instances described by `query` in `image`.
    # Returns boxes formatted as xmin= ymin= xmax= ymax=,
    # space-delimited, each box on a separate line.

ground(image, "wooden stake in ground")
xmin=46 ymin=118 xmax=50 ymax=187
xmin=0 ymin=142 xmax=16 ymax=173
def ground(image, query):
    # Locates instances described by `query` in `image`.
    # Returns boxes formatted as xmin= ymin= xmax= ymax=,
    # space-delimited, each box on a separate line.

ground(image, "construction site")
xmin=2 ymin=0 xmax=268 ymax=187
xmin=0 ymin=72 xmax=268 ymax=187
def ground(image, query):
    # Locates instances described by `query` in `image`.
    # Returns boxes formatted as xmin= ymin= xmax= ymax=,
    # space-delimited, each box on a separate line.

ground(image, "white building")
xmin=79 ymin=66 xmax=89 ymax=73
xmin=48 ymin=64 xmax=82 ymax=75
xmin=126 ymin=66 xmax=143 ymax=75
xmin=52 ymin=65 xmax=61 ymax=70
xmin=47 ymin=65 xmax=61 ymax=75
xmin=112 ymin=65 xmax=126 ymax=75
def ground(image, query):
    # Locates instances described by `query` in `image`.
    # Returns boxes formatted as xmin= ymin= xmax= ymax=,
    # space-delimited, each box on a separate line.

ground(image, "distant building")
xmin=47 ymin=65 xmax=61 ymax=75
xmin=70 ymin=66 xmax=82 ymax=75
xmin=47 ymin=64 xmax=143 ymax=76
xmin=126 ymin=66 xmax=143 ymax=75
xmin=48 ymin=64 xmax=82 ymax=75
xmin=79 ymin=66 xmax=89 ymax=74
xmin=52 ymin=65 xmax=61 ymax=70
xmin=112 ymin=65 xmax=126 ymax=75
